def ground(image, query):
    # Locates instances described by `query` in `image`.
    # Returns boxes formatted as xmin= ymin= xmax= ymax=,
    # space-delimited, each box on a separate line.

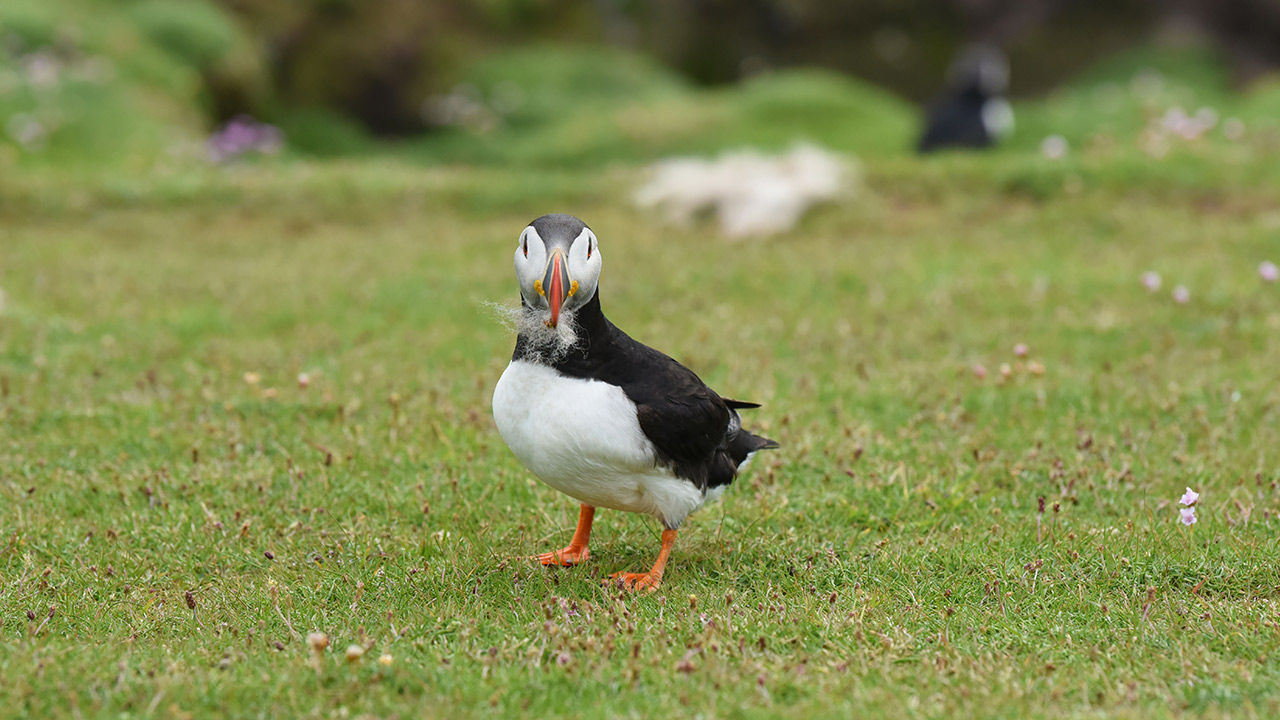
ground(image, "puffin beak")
xmin=541 ymin=248 xmax=571 ymax=328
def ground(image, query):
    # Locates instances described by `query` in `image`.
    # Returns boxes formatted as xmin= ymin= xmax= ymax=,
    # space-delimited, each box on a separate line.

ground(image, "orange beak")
xmin=542 ymin=249 xmax=570 ymax=328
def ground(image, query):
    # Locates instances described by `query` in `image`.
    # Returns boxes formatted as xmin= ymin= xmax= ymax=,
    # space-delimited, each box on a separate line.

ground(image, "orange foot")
xmin=534 ymin=546 xmax=590 ymax=566
xmin=605 ymin=570 xmax=663 ymax=592
xmin=535 ymin=504 xmax=595 ymax=567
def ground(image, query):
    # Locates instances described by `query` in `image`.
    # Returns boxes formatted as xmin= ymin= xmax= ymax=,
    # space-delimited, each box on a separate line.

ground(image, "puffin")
xmin=917 ymin=44 xmax=1013 ymax=153
xmin=492 ymin=214 xmax=778 ymax=591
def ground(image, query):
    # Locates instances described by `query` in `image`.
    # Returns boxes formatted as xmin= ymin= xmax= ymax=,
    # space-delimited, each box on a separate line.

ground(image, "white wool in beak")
xmin=485 ymin=301 xmax=580 ymax=363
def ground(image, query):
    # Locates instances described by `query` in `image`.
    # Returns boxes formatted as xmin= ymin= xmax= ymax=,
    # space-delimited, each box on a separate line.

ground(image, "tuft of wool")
xmin=486 ymin=301 xmax=581 ymax=363
xmin=634 ymin=143 xmax=851 ymax=238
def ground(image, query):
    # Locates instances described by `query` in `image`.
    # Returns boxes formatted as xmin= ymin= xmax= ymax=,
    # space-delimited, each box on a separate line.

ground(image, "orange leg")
xmin=534 ymin=504 xmax=594 ymax=566
xmin=607 ymin=528 xmax=677 ymax=592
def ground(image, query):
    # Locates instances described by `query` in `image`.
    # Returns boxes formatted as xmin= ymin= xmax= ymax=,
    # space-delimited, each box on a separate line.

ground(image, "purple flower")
xmin=1179 ymin=487 xmax=1198 ymax=506
xmin=1260 ymin=261 xmax=1278 ymax=284
xmin=1179 ymin=507 xmax=1197 ymax=526
xmin=1141 ymin=271 xmax=1161 ymax=293
xmin=1014 ymin=343 xmax=1028 ymax=357
xmin=207 ymin=114 xmax=285 ymax=163
xmin=1172 ymin=285 xmax=1190 ymax=304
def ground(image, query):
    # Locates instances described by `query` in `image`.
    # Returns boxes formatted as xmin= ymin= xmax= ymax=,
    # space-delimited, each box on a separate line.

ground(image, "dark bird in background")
xmin=492 ymin=214 xmax=778 ymax=591
xmin=917 ymin=44 xmax=1013 ymax=153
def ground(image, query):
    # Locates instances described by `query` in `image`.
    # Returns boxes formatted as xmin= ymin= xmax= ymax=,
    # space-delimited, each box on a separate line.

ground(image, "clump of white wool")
xmin=633 ymin=143 xmax=852 ymax=238
xmin=486 ymin=301 xmax=581 ymax=363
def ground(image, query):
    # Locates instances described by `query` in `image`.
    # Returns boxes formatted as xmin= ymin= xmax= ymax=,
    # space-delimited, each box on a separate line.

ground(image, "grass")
xmin=4 ymin=156 xmax=1280 ymax=718
xmin=4 ymin=34 xmax=1280 ymax=720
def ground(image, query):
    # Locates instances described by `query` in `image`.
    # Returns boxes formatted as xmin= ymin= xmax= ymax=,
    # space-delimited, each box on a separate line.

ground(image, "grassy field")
xmin=4 ymin=31 xmax=1280 ymax=719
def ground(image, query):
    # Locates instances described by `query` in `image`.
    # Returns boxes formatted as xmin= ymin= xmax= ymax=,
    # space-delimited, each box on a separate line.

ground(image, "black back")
xmin=917 ymin=82 xmax=994 ymax=153
xmin=513 ymin=291 xmax=777 ymax=491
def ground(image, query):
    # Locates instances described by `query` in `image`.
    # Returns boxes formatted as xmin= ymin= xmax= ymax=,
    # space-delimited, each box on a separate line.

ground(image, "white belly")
xmin=492 ymin=359 xmax=705 ymax=528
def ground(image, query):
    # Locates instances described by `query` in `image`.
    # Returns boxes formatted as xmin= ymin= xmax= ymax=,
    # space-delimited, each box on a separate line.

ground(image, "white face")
xmin=514 ymin=224 xmax=602 ymax=324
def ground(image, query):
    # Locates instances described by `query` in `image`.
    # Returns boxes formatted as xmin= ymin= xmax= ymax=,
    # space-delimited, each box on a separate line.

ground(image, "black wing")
xmin=616 ymin=344 xmax=776 ymax=490
xmin=627 ymin=351 xmax=733 ymax=488
xmin=514 ymin=292 xmax=776 ymax=488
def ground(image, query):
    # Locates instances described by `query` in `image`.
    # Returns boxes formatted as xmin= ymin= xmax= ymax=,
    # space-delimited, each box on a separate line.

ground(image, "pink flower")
xmin=207 ymin=114 xmax=285 ymax=163
xmin=1179 ymin=507 xmax=1197 ymax=526
xmin=972 ymin=364 xmax=988 ymax=379
xmin=1172 ymin=285 xmax=1190 ymax=304
xmin=1179 ymin=487 xmax=1198 ymax=506
xmin=1014 ymin=343 xmax=1028 ymax=357
xmin=1141 ymin=271 xmax=1161 ymax=292
xmin=1260 ymin=261 xmax=1278 ymax=284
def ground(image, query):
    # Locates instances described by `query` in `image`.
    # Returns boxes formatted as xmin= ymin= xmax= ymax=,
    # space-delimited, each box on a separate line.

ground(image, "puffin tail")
xmin=755 ymin=433 xmax=780 ymax=450
xmin=727 ymin=429 xmax=778 ymax=471
xmin=724 ymin=399 xmax=779 ymax=471
xmin=722 ymin=398 xmax=778 ymax=458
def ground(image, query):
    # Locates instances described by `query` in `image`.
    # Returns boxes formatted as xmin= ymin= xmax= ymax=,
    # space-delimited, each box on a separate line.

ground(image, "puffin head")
xmin=952 ymin=44 xmax=1008 ymax=97
xmin=514 ymin=214 xmax=601 ymax=328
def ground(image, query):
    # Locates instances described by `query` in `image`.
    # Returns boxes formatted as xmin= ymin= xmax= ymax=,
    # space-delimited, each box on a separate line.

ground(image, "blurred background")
xmin=3 ymin=0 xmax=1280 ymax=180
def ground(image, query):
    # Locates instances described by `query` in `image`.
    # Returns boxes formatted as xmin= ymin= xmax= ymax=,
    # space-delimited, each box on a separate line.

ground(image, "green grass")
xmin=4 ymin=155 xmax=1280 ymax=718
xmin=4 ymin=37 xmax=1280 ymax=720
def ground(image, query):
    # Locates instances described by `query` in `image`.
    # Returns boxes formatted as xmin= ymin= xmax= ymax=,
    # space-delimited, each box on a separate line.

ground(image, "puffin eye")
xmin=587 ymin=238 xmax=593 ymax=259
xmin=522 ymin=236 xmax=528 ymax=258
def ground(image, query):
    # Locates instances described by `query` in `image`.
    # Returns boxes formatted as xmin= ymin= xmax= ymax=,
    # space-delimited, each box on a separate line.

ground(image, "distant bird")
xmin=917 ymin=45 xmax=1013 ymax=153
xmin=492 ymin=214 xmax=778 ymax=591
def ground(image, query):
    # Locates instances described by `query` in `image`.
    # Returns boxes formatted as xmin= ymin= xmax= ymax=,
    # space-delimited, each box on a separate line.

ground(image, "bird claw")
xmin=534 ymin=547 xmax=589 ymax=567
xmin=605 ymin=571 xmax=662 ymax=592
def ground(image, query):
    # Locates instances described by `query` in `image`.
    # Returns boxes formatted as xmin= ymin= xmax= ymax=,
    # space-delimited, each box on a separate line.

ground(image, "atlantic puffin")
xmin=917 ymin=44 xmax=1013 ymax=153
xmin=492 ymin=214 xmax=777 ymax=591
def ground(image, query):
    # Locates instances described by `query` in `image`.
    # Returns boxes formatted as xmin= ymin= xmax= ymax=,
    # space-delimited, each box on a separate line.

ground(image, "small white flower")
xmin=1141 ymin=271 xmax=1162 ymax=292
xmin=1040 ymin=135 xmax=1068 ymax=160
xmin=1172 ymin=285 xmax=1190 ymax=304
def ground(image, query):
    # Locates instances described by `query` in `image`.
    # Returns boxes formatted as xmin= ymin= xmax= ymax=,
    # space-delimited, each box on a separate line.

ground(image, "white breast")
xmin=981 ymin=97 xmax=1014 ymax=138
xmin=492 ymin=359 xmax=706 ymax=528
